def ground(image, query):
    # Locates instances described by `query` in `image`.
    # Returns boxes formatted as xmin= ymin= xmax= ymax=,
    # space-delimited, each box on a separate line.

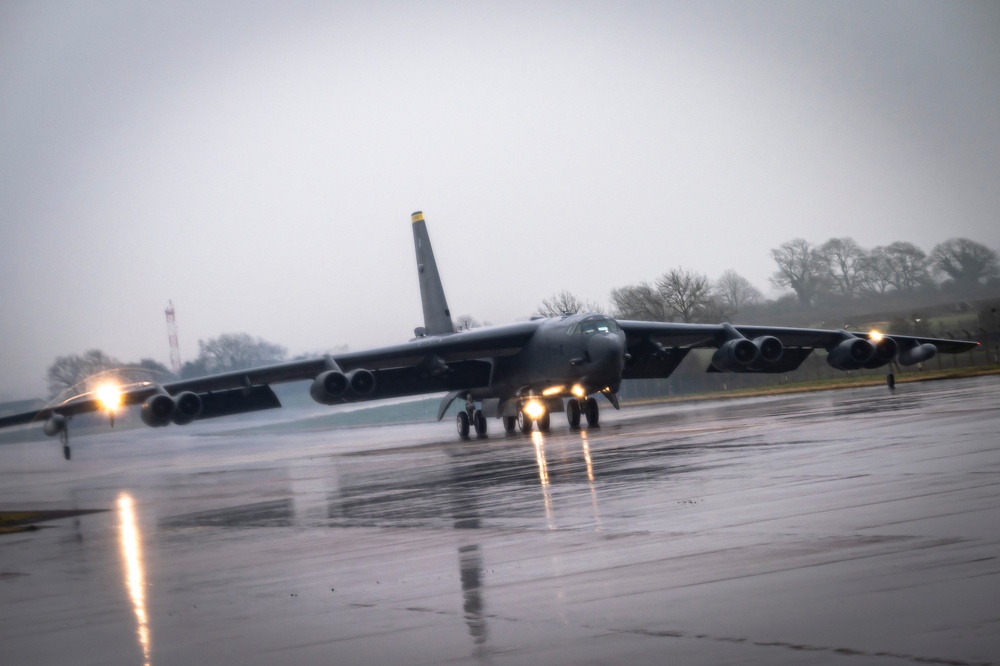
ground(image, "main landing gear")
xmin=516 ymin=408 xmax=549 ymax=433
xmin=457 ymin=397 xmax=488 ymax=439
xmin=565 ymin=397 xmax=599 ymax=429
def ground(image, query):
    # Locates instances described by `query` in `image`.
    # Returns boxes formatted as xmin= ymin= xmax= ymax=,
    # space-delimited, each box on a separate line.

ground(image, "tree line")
xmin=46 ymin=333 xmax=289 ymax=399
xmin=538 ymin=236 xmax=999 ymax=324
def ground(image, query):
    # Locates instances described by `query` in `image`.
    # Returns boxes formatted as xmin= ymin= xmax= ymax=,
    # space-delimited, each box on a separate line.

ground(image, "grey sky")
xmin=2 ymin=1 xmax=998 ymax=400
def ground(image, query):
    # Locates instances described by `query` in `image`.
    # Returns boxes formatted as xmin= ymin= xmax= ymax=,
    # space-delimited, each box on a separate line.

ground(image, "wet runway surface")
xmin=2 ymin=376 xmax=999 ymax=665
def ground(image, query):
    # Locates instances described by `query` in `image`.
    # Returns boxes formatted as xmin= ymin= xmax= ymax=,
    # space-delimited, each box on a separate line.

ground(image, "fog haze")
xmin=2 ymin=1 xmax=998 ymax=400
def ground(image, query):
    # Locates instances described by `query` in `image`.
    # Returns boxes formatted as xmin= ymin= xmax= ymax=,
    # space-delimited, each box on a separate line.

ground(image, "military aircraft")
xmin=0 ymin=211 xmax=980 ymax=459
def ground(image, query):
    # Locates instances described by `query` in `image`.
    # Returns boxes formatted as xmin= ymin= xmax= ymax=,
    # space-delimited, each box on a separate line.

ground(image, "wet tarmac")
xmin=1 ymin=376 xmax=999 ymax=665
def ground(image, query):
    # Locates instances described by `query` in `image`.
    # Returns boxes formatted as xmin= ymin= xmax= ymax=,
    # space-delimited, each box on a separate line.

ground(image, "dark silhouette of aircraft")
xmin=0 ymin=212 xmax=980 ymax=459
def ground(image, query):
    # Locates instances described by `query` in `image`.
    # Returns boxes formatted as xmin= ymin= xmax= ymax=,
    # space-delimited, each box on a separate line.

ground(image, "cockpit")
xmin=567 ymin=315 xmax=622 ymax=335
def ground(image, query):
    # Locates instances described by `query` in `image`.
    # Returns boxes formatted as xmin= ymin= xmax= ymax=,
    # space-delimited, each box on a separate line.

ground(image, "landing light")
xmin=96 ymin=383 xmax=123 ymax=411
xmin=542 ymin=385 xmax=564 ymax=396
xmin=524 ymin=399 xmax=546 ymax=420
xmin=869 ymin=330 xmax=884 ymax=342
xmin=571 ymin=384 xmax=586 ymax=398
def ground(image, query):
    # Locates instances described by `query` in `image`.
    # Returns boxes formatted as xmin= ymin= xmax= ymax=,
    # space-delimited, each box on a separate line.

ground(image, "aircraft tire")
xmin=503 ymin=416 xmax=517 ymax=433
xmin=887 ymin=373 xmax=896 ymax=389
xmin=585 ymin=397 xmax=600 ymax=426
xmin=517 ymin=410 xmax=532 ymax=433
xmin=537 ymin=412 xmax=551 ymax=432
xmin=566 ymin=399 xmax=581 ymax=428
xmin=457 ymin=411 xmax=471 ymax=438
xmin=473 ymin=410 xmax=487 ymax=436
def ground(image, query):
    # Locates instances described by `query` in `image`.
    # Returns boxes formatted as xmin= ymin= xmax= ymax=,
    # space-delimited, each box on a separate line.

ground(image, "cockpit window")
xmin=569 ymin=316 xmax=621 ymax=335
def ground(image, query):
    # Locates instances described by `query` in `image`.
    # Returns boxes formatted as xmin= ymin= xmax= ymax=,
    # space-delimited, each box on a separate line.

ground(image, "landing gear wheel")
xmin=517 ymin=409 xmax=533 ymax=433
xmin=566 ymin=399 xmax=581 ymax=428
xmin=473 ymin=409 xmax=487 ymax=436
xmin=456 ymin=411 xmax=471 ymax=438
xmin=503 ymin=416 xmax=517 ymax=433
xmin=585 ymin=397 xmax=600 ymax=427
xmin=63 ymin=445 xmax=71 ymax=461
xmin=887 ymin=373 xmax=896 ymax=389
xmin=537 ymin=412 xmax=551 ymax=432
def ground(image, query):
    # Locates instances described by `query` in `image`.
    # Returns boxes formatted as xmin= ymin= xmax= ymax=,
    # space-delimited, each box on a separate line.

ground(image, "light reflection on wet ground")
xmin=1 ymin=377 xmax=999 ymax=665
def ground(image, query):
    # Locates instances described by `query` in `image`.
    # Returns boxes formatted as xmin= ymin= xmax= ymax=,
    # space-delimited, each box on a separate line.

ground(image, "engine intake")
xmin=310 ymin=369 xmax=376 ymax=405
xmin=141 ymin=393 xmax=175 ymax=427
xmin=711 ymin=339 xmax=759 ymax=372
xmin=826 ymin=338 xmax=876 ymax=371
xmin=171 ymin=391 xmax=203 ymax=425
xmin=863 ymin=337 xmax=899 ymax=369
xmin=754 ymin=336 xmax=784 ymax=363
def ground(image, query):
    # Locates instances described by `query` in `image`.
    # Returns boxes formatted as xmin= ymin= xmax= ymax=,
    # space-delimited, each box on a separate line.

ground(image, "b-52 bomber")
xmin=0 ymin=211 xmax=980 ymax=459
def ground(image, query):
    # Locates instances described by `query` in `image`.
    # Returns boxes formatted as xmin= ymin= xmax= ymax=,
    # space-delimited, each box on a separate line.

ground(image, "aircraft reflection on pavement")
xmin=118 ymin=493 xmax=151 ymax=666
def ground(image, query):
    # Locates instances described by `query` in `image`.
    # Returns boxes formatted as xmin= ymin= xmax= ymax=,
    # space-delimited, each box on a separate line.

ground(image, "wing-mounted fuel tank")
xmin=897 ymin=341 xmax=936 ymax=366
xmin=709 ymin=324 xmax=784 ymax=372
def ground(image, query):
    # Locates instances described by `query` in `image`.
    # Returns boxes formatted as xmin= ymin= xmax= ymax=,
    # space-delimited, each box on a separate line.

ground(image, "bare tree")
xmin=656 ymin=268 xmax=714 ymax=323
xmin=882 ymin=241 xmax=930 ymax=291
xmin=609 ymin=282 xmax=671 ymax=321
xmin=536 ymin=291 xmax=602 ymax=317
xmin=819 ymin=237 xmax=866 ymax=298
xmin=197 ymin=333 xmax=287 ymax=373
xmin=715 ymin=270 xmax=762 ymax=316
xmin=770 ymin=238 xmax=824 ymax=306
xmin=930 ymin=238 xmax=999 ymax=288
xmin=46 ymin=349 xmax=122 ymax=399
xmin=858 ymin=246 xmax=895 ymax=295
xmin=454 ymin=314 xmax=482 ymax=330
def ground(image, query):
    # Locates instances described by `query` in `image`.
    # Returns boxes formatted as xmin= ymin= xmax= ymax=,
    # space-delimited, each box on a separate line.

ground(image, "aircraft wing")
xmin=0 ymin=321 xmax=541 ymax=432
xmin=617 ymin=320 xmax=979 ymax=378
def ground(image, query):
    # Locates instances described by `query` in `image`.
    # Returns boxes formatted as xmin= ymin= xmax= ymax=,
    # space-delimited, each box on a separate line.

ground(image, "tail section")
xmin=411 ymin=211 xmax=455 ymax=336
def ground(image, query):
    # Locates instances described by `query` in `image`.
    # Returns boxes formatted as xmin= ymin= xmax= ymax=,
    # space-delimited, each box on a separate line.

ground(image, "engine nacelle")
xmin=346 ymin=369 xmax=376 ymax=397
xmin=171 ymin=391 xmax=202 ymax=425
xmin=898 ymin=342 xmax=936 ymax=366
xmin=310 ymin=369 xmax=376 ymax=405
xmin=754 ymin=336 xmax=784 ymax=363
xmin=43 ymin=414 xmax=67 ymax=438
xmin=711 ymin=338 xmax=759 ymax=372
xmin=310 ymin=370 xmax=349 ymax=405
xmin=863 ymin=337 xmax=899 ymax=369
xmin=826 ymin=338 xmax=876 ymax=371
xmin=141 ymin=393 xmax=175 ymax=427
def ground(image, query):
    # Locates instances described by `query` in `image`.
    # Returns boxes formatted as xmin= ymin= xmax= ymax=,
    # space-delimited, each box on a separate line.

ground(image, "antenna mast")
xmin=165 ymin=301 xmax=181 ymax=374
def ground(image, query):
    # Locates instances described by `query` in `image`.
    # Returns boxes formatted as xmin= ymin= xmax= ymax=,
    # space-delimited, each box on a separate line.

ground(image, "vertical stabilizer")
xmin=411 ymin=211 xmax=455 ymax=336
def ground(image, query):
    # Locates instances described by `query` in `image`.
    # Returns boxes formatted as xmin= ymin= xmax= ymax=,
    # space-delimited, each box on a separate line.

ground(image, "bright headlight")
xmin=96 ymin=383 xmax=123 ymax=411
xmin=524 ymin=399 xmax=546 ymax=420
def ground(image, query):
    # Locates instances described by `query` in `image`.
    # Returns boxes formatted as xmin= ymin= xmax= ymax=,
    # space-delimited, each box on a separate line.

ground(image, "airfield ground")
xmin=1 ymin=376 xmax=998 ymax=665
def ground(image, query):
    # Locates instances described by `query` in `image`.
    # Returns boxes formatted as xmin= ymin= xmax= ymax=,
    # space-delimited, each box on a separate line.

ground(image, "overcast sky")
xmin=2 ymin=0 xmax=998 ymax=400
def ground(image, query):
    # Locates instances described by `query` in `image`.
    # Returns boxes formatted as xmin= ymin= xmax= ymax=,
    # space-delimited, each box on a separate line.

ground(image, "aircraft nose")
xmin=586 ymin=332 xmax=626 ymax=383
